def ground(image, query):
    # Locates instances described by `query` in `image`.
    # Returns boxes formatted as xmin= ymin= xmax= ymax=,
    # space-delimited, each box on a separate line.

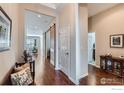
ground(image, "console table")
xmin=100 ymin=55 xmax=124 ymax=77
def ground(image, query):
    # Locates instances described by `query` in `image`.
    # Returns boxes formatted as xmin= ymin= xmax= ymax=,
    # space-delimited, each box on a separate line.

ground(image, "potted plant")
xmin=32 ymin=39 xmax=38 ymax=53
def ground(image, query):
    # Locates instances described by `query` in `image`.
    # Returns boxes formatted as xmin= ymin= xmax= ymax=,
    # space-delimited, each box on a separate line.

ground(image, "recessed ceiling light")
xmin=38 ymin=15 xmax=41 ymax=18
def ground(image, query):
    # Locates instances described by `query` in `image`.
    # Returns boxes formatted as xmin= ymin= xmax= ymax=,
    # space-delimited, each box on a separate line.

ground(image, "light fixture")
xmin=38 ymin=14 xmax=41 ymax=18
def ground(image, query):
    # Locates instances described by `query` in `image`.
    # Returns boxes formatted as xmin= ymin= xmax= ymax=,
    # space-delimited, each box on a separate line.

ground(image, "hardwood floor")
xmin=35 ymin=54 xmax=124 ymax=85
xmin=35 ymin=58 xmax=74 ymax=85
xmin=80 ymin=64 xmax=124 ymax=85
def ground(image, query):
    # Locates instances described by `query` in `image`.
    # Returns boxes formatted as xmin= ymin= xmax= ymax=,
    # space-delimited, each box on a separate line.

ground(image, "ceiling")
xmin=40 ymin=3 xmax=118 ymax=17
xmin=40 ymin=3 xmax=61 ymax=9
xmin=40 ymin=3 xmax=66 ymax=13
xmin=25 ymin=10 xmax=54 ymax=36
xmin=88 ymin=3 xmax=118 ymax=17
xmin=25 ymin=3 xmax=119 ymax=36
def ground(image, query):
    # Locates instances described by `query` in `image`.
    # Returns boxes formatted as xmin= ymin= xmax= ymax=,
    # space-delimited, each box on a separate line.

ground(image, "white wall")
xmin=43 ymin=33 xmax=46 ymax=62
xmin=76 ymin=4 xmax=88 ymax=81
xmin=40 ymin=35 xmax=44 ymax=62
xmin=0 ymin=4 xmax=19 ymax=84
xmin=58 ymin=3 xmax=88 ymax=84
xmin=89 ymin=4 xmax=124 ymax=67
xmin=58 ymin=3 xmax=77 ymax=83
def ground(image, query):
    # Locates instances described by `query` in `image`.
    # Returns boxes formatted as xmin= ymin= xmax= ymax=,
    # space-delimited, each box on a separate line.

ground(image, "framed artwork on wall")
xmin=0 ymin=6 xmax=12 ymax=52
xmin=110 ymin=34 xmax=124 ymax=48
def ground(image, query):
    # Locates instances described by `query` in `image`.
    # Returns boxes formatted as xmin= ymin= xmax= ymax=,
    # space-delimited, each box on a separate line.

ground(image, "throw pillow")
xmin=11 ymin=67 xmax=33 ymax=85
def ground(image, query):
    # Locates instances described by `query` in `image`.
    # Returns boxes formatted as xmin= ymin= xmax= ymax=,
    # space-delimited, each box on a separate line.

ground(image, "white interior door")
xmin=88 ymin=32 xmax=95 ymax=64
xmin=59 ymin=25 xmax=71 ymax=76
xmin=43 ymin=34 xmax=46 ymax=62
xmin=46 ymin=31 xmax=50 ymax=58
xmin=88 ymin=34 xmax=93 ymax=63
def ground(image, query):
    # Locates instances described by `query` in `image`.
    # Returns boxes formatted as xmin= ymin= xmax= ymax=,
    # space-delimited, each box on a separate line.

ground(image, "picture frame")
xmin=0 ymin=6 xmax=12 ymax=52
xmin=110 ymin=34 xmax=124 ymax=48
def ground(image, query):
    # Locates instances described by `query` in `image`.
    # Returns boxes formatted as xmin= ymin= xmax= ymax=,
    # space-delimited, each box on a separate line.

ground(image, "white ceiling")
xmin=40 ymin=3 xmax=61 ymax=9
xmin=88 ymin=3 xmax=118 ymax=17
xmin=40 ymin=3 xmax=66 ymax=13
xmin=40 ymin=3 xmax=118 ymax=17
xmin=25 ymin=3 xmax=119 ymax=36
xmin=25 ymin=10 xmax=54 ymax=36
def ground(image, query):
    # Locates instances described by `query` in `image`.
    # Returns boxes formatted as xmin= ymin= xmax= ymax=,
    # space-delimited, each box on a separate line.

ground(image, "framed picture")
xmin=0 ymin=6 xmax=12 ymax=52
xmin=110 ymin=34 xmax=124 ymax=48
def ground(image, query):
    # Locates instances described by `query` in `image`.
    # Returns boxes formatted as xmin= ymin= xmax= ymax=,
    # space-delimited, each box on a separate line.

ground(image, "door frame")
xmin=44 ymin=24 xmax=56 ymax=67
xmin=88 ymin=32 xmax=96 ymax=66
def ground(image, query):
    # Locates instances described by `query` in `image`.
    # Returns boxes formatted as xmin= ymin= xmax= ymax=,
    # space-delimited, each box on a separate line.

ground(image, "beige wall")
xmin=89 ymin=4 xmax=124 ymax=66
xmin=0 ymin=3 xmax=56 ymax=84
xmin=0 ymin=4 xmax=19 ymax=84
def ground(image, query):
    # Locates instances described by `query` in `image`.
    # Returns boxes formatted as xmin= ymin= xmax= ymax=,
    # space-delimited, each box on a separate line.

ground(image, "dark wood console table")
xmin=100 ymin=55 xmax=124 ymax=77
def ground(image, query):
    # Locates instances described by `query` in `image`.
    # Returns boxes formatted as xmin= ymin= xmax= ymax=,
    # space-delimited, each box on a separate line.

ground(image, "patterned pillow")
xmin=11 ymin=67 xmax=33 ymax=85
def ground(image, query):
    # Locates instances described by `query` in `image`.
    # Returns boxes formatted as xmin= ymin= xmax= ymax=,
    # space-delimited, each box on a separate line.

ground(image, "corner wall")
xmin=0 ymin=4 xmax=19 ymax=84
xmin=89 ymin=4 xmax=124 ymax=67
xmin=58 ymin=3 xmax=88 ymax=84
xmin=77 ymin=4 xmax=88 ymax=80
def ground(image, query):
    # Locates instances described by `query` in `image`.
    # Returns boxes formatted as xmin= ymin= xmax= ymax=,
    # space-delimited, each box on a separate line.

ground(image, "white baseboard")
xmin=79 ymin=73 xmax=88 ymax=81
xmin=88 ymin=63 xmax=100 ymax=68
xmin=58 ymin=65 xmax=79 ymax=85
xmin=50 ymin=60 xmax=54 ymax=66
xmin=55 ymin=67 xmax=60 ymax=70
xmin=79 ymin=73 xmax=88 ymax=80
xmin=89 ymin=62 xmax=95 ymax=66
xmin=69 ymin=77 xmax=79 ymax=85
xmin=95 ymin=65 xmax=100 ymax=68
xmin=59 ymin=65 xmax=69 ymax=77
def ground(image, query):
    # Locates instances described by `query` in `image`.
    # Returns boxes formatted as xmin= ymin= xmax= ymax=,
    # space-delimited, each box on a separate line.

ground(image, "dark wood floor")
xmin=35 ymin=59 xmax=74 ymax=85
xmin=80 ymin=64 xmax=124 ymax=85
xmin=35 ymin=57 xmax=124 ymax=85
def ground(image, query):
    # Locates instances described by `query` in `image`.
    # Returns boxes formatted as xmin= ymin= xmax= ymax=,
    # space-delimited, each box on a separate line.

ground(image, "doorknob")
xmin=66 ymin=52 xmax=69 ymax=55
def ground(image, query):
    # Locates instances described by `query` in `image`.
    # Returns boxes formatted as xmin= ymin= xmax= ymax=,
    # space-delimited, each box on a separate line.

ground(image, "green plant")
xmin=32 ymin=39 xmax=38 ymax=53
xmin=0 ymin=25 xmax=2 ymax=32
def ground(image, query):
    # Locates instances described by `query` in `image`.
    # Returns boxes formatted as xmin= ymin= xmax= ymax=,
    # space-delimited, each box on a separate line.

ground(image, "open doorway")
xmin=24 ymin=10 xmax=55 ymax=64
xmin=44 ymin=23 xmax=56 ymax=67
xmin=88 ymin=32 xmax=96 ymax=66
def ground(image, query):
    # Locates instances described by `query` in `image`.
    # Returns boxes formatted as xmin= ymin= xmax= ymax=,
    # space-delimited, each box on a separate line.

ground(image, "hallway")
xmin=35 ymin=57 xmax=74 ymax=85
